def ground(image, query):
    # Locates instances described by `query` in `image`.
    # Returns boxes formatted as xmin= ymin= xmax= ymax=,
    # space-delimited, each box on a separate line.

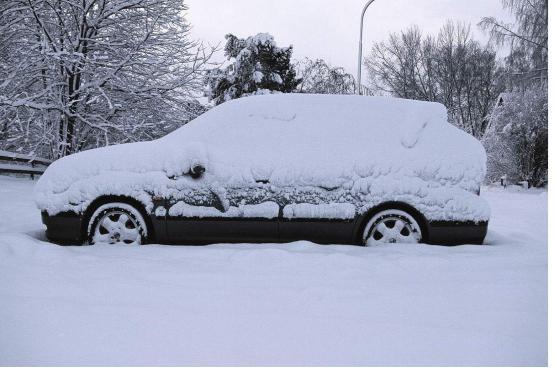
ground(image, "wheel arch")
xmin=354 ymin=201 xmax=430 ymax=244
xmin=82 ymin=195 xmax=155 ymax=242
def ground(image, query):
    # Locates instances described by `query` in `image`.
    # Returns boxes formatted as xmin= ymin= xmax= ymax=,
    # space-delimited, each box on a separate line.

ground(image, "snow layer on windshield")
xmin=35 ymin=94 xmax=489 ymax=222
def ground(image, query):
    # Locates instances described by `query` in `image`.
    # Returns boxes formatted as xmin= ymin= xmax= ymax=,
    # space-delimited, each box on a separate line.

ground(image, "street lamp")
xmin=357 ymin=0 xmax=377 ymax=95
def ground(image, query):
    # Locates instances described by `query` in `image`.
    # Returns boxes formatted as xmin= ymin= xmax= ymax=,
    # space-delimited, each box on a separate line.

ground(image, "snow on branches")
xmin=205 ymin=33 xmax=300 ymax=105
xmin=0 ymin=0 xmax=213 ymax=158
xmin=482 ymin=89 xmax=548 ymax=187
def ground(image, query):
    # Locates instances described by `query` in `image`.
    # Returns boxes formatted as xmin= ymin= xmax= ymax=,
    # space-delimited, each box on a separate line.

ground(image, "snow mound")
xmin=35 ymin=94 xmax=489 ymax=222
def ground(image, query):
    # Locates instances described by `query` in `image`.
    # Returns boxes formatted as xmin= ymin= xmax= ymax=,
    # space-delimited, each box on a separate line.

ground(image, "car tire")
xmin=87 ymin=202 xmax=148 ymax=245
xmin=362 ymin=209 xmax=423 ymax=246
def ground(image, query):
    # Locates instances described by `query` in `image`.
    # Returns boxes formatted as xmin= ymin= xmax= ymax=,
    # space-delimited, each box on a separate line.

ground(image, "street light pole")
xmin=358 ymin=0 xmax=376 ymax=95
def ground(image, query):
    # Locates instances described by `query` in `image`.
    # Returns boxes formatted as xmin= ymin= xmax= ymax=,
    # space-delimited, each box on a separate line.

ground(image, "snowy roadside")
xmin=0 ymin=176 xmax=547 ymax=365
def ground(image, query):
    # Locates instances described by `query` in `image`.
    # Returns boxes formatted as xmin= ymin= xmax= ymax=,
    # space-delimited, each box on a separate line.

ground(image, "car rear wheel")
xmin=88 ymin=203 xmax=148 ymax=245
xmin=362 ymin=209 xmax=422 ymax=246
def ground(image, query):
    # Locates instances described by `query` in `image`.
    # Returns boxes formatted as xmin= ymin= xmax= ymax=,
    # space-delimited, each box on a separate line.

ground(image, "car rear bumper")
xmin=41 ymin=211 xmax=83 ymax=244
xmin=427 ymin=220 xmax=488 ymax=245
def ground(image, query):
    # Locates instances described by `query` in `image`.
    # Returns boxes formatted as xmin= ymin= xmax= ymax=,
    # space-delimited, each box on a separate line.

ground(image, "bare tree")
xmin=365 ymin=27 xmax=437 ymax=101
xmin=435 ymin=23 xmax=502 ymax=137
xmin=365 ymin=22 xmax=502 ymax=138
xmin=0 ymin=0 xmax=212 ymax=158
xmin=480 ymin=0 xmax=548 ymax=69
xmin=295 ymin=58 xmax=356 ymax=95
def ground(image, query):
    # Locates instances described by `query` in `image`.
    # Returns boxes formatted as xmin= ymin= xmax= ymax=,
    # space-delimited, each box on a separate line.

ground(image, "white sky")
xmin=185 ymin=0 xmax=513 ymax=78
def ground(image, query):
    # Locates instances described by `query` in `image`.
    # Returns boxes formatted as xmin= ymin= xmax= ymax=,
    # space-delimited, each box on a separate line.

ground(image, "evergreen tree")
xmin=206 ymin=33 xmax=300 ymax=105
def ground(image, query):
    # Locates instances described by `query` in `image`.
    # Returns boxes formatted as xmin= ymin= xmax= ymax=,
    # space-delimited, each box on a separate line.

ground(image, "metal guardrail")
xmin=0 ymin=150 xmax=52 ymax=179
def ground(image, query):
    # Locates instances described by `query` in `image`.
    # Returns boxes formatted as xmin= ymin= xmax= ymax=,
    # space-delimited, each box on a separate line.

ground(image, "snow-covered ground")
xmin=0 ymin=175 xmax=547 ymax=365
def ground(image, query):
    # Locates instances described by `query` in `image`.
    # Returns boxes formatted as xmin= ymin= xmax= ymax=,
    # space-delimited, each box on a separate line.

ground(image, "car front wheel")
xmin=87 ymin=203 xmax=148 ymax=245
xmin=362 ymin=209 xmax=423 ymax=246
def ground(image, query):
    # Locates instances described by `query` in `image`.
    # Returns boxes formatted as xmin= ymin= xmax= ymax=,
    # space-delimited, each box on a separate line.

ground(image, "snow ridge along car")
xmin=36 ymin=94 xmax=490 ymax=246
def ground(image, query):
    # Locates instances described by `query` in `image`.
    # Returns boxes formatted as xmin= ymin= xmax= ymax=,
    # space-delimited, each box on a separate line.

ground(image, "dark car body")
xmin=42 ymin=199 xmax=488 ymax=246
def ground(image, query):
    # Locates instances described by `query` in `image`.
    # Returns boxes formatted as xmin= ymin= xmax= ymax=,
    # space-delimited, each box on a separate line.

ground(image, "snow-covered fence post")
xmin=500 ymin=175 xmax=507 ymax=188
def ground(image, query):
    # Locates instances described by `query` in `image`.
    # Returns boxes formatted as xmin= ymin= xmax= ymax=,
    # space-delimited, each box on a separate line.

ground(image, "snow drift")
xmin=35 ymin=94 xmax=489 ymax=222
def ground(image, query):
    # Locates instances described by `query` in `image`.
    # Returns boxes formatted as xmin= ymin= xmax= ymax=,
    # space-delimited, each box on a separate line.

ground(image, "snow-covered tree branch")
xmin=0 ymin=0 xmax=213 ymax=158
xmin=483 ymin=88 xmax=547 ymax=186
xmin=480 ymin=0 xmax=548 ymax=187
xmin=480 ymin=0 xmax=547 ymax=69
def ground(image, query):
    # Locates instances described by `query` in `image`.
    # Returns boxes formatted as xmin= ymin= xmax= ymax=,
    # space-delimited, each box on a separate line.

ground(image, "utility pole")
xmin=358 ymin=0 xmax=377 ymax=95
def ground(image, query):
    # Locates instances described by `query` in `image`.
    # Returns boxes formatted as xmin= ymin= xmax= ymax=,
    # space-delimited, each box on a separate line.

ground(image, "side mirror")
xmin=189 ymin=164 xmax=205 ymax=179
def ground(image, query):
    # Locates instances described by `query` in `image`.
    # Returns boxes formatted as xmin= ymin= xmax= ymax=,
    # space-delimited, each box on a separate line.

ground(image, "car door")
xmin=221 ymin=179 xmax=280 ymax=243
xmin=277 ymin=186 xmax=358 ymax=244
xmin=164 ymin=169 xmax=279 ymax=244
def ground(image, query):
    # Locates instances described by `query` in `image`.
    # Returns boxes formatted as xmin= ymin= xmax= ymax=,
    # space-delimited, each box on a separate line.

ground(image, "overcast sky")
xmin=185 ymin=0 xmax=513 ymax=78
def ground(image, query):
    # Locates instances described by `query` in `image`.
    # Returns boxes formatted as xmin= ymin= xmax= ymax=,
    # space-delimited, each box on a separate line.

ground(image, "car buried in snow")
xmin=36 ymin=94 xmax=490 ymax=246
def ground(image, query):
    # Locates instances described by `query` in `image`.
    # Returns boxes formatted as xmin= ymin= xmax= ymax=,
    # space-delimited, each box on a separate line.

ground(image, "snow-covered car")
xmin=36 ymin=94 xmax=490 ymax=246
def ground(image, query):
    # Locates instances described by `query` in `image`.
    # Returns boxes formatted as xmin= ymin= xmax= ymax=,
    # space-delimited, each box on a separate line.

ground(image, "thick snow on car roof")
xmin=168 ymin=93 xmax=447 ymax=155
xmin=164 ymin=94 xmax=485 ymax=186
